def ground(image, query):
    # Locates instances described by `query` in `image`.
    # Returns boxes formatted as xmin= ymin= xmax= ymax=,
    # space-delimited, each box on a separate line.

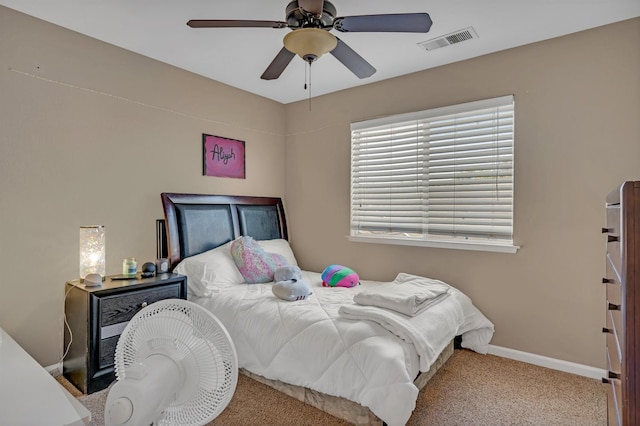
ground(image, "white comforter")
xmin=192 ymin=271 xmax=494 ymax=426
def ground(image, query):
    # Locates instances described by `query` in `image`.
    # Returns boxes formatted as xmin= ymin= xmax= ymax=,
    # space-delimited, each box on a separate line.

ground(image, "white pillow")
xmin=173 ymin=241 xmax=244 ymax=298
xmin=173 ymin=238 xmax=298 ymax=298
xmin=257 ymin=239 xmax=298 ymax=266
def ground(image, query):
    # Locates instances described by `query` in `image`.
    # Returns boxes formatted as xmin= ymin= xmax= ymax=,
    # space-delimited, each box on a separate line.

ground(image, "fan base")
xmin=286 ymin=0 xmax=336 ymax=28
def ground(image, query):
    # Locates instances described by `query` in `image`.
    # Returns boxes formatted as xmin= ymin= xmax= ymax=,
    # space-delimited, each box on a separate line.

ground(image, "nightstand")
xmin=63 ymin=273 xmax=187 ymax=394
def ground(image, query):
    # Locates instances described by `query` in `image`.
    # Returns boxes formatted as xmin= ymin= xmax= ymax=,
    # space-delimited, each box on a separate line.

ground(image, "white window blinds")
xmin=350 ymin=95 xmax=514 ymax=247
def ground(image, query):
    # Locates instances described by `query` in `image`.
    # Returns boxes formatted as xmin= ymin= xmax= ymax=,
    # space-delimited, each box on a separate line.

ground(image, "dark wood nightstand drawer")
xmin=99 ymin=336 xmax=119 ymax=369
xmin=96 ymin=283 xmax=183 ymax=368
xmin=100 ymin=284 xmax=182 ymax=327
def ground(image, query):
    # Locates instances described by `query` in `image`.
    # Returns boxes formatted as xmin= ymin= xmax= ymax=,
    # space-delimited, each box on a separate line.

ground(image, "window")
xmin=350 ymin=95 xmax=517 ymax=253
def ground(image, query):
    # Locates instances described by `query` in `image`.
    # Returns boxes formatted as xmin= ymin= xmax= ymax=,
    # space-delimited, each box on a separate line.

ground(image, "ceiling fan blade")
xmin=298 ymin=0 xmax=325 ymax=16
xmin=261 ymin=47 xmax=296 ymax=80
xmin=187 ymin=19 xmax=288 ymax=29
xmin=334 ymin=13 xmax=432 ymax=33
xmin=330 ymin=38 xmax=376 ymax=79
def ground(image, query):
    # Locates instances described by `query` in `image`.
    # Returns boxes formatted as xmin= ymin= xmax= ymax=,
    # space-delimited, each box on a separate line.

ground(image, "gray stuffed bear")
xmin=272 ymin=266 xmax=312 ymax=301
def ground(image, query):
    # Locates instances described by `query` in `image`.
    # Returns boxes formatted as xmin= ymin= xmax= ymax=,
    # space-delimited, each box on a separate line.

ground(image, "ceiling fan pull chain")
xmin=308 ymin=62 xmax=312 ymax=111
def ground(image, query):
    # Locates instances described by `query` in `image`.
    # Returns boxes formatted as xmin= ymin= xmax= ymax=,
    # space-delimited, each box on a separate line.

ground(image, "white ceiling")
xmin=2 ymin=1 xmax=639 ymax=104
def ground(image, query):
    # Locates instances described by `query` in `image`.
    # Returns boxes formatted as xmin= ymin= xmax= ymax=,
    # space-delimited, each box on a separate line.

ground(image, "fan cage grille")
xmin=114 ymin=299 xmax=238 ymax=425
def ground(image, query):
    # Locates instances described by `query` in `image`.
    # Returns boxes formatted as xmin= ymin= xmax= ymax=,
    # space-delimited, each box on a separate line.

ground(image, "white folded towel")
xmin=339 ymin=287 xmax=495 ymax=372
xmin=353 ymin=273 xmax=451 ymax=316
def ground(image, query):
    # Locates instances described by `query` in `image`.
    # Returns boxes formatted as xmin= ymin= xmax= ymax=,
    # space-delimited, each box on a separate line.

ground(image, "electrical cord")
xmin=57 ymin=283 xmax=75 ymax=371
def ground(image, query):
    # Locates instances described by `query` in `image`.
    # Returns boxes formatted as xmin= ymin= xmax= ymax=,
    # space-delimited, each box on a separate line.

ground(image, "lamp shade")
xmin=283 ymin=28 xmax=337 ymax=62
xmin=80 ymin=225 xmax=105 ymax=279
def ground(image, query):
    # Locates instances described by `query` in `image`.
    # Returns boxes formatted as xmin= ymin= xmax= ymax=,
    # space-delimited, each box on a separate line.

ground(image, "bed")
xmin=160 ymin=192 xmax=494 ymax=425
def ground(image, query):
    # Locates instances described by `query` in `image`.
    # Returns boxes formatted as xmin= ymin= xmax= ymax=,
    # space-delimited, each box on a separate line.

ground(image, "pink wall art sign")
xmin=202 ymin=134 xmax=246 ymax=179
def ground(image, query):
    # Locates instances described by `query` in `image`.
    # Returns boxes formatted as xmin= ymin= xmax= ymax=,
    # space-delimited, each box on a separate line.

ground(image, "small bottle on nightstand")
xmin=122 ymin=257 xmax=137 ymax=277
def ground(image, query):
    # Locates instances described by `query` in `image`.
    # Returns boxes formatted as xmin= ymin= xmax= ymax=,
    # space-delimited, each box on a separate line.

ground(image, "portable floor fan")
xmin=104 ymin=299 xmax=238 ymax=426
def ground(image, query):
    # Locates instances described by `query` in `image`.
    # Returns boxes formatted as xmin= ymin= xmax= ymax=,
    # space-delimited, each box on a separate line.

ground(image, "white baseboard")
xmin=45 ymin=362 xmax=62 ymax=377
xmin=487 ymin=345 xmax=606 ymax=380
xmin=46 ymin=346 xmax=604 ymax=381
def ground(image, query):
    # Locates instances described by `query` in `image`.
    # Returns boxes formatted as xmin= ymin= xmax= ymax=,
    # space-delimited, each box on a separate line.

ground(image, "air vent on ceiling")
xmin=418 ymin=27 xmax=478 ymax=52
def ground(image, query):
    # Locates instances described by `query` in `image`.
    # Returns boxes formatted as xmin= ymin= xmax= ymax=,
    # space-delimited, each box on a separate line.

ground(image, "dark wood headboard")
xmin=160 ymin=193 xmax=288 ymax=268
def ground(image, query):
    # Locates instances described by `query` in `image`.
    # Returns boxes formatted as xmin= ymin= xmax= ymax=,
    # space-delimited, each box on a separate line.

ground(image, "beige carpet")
xmin=58 ymin=349 xmax=606 ymax=425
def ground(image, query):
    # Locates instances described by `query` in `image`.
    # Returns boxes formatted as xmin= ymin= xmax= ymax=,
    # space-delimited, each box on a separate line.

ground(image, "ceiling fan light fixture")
xmin=283 ymin=28 xmax=337 ymax=63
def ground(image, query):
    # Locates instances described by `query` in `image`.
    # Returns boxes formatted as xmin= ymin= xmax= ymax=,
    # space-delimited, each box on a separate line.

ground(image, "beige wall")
xmin=284 ymin=18 xmax=640 ymax=368
xmin=0 ymin=6 xmax=286 ymax=366
xmin=2 ymin=4 xmax=638 ymax=371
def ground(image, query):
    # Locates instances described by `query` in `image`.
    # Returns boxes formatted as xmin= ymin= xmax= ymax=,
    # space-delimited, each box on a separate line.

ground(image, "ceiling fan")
xmin=187 ymin=0 xmax=433 ymax=80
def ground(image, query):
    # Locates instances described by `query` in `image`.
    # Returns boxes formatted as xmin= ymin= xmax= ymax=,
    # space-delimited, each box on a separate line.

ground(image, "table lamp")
xmin=80 ymin=225 xmax=105 ymax=286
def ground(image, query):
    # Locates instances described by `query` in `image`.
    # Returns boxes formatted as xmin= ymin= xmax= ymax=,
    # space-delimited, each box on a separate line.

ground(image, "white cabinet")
xmin=0 ymin=327 xmax=91 ymax=425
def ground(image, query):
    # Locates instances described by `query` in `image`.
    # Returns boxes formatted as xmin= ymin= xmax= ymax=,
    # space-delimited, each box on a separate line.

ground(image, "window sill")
xmin=347 ymin=235 xmax=519 ymax=254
